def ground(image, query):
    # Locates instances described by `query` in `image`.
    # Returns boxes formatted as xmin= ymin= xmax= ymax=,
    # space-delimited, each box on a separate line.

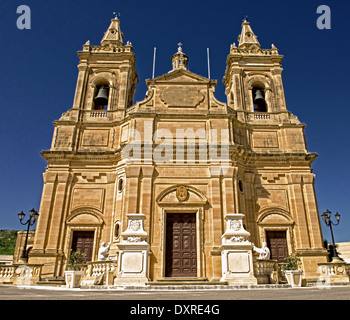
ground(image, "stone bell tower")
xmin=222 ymin=19 xmax=328 ymax=281
xmin=223 ymin=19 xmax=287 ymax=121
xmin=28 ymin=16 xmax=138 ymax=276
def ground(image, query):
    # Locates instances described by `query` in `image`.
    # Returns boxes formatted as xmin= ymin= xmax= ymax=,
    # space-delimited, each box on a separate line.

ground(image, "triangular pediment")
xmin=147 ymin=69 xmax=212 ymax=84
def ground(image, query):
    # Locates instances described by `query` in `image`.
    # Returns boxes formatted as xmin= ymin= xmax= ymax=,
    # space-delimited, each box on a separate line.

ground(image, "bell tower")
xmin=29 ymin=16 xmax=138 ymax=276
xmin=72 ymin=15 xmax=138 ymax=115
xmin=223 ymin=19 xmax=328 ymax=280
xmin=46 ymin=15 xmax=138 ymax=153
xmin=223 ymin=19 xmax=288 ymax=123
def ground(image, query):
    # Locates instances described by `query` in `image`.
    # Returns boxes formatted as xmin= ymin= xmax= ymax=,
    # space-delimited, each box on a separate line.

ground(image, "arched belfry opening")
xmin=252 ymin=86 xmax=267 ymax=112
xmin=93 ymin=85 xmax=109 ymax=110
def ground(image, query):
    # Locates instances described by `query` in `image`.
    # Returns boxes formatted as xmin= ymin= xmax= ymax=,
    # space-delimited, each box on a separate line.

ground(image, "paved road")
xmin=0 ymin=284 xmax=349 ymax=300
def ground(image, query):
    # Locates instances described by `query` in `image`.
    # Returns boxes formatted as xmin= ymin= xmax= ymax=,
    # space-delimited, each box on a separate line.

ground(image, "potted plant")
xmin=281 ymin=254 xmax=303 ymax=287
xmin=64 ymin=250 xmax=86 ymax=288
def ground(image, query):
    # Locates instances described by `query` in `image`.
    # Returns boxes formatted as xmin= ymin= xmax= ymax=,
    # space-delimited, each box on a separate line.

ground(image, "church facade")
xmin=27 ymin=16 xmax=328 ymax=284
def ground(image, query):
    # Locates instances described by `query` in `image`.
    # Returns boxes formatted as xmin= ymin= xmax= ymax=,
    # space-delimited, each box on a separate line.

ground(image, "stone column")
xmin=219 ymin=213 xmax=257 ymax=285
xmin=114 ymin=213 xmax=150 ymax=286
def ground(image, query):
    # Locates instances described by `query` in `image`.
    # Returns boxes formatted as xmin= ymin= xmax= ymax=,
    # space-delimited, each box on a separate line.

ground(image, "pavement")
xmin=1 ymin=283 xmax=350 ymax=300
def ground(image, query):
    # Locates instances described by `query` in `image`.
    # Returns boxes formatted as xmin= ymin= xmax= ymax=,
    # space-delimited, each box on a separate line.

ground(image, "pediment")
xmin=147 ymin=69 xmax=212 ymax=84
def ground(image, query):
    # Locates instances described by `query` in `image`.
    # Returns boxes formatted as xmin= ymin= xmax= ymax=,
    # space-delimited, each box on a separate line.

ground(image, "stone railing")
xmin=82 ymin=110 xmax=114 ymax=122
xmin=246 ymin=112 xmax=271 ymax=122
xmin=253 ymin=113 xmax=271 ymax=120
xmin=0 ymin=265 xmax=16 ymax=283
xmin=229 ymin=47 xmax=279 ymax=56
xmin=245 ymin=111 xmax=293 ymax=124
xmin=90 ymin=111 xmax=108 ymax=118
xmin=82 ymin=110 xmax=122 ymax=122
xmin=0 ymin=264 xmax=43 ymax=285
xmin=81 ymin=260 xmax=117 ymax=286
xmin=317 ymin=261 xmax=350 ymax=284
xmin=253 ymin=259 xmax=279 ymax=284
xmin=89 ymin=44 xmax=133 ymax=53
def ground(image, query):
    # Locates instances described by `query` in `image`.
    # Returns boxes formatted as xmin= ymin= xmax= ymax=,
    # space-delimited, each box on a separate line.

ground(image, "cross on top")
xmin=177 ymin=42 xmax=183 ymax=52
xmin=243 ymin=15 xmax=248 ymax=22
xmin=113 ymin=12 xmax=121 ymax=18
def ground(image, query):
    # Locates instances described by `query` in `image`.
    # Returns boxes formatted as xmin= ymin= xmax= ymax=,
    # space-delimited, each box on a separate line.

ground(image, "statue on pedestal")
xmin=253 ymin=242 xmax=271 ymax=260
xmin=98 ymin=242 xmax=111 ymax=261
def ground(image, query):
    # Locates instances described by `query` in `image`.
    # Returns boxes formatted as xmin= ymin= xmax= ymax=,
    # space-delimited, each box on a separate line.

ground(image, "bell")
xmin=94 ymin=86 xmax=109 ymax=106
xmin=253 ymin=89 xmax=265 ymax=105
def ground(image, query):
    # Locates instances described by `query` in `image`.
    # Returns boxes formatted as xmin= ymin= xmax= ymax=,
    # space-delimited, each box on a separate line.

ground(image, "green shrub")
xmin=0 ymin=230 xmax=18 ymax=255
xmin=66 ymin=250 xmax=86 ymax=271
xmin=281 ymin=254 xmax=301 ymax=271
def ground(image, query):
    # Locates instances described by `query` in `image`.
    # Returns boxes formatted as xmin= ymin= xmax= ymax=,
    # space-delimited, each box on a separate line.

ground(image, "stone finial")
xmin=237 ymin=20 xmax=261 ymax=50
xmin=83 ymin=40 xmax=90 ymax=51
xmin=101 ymin=16 xmax=124 ymax=47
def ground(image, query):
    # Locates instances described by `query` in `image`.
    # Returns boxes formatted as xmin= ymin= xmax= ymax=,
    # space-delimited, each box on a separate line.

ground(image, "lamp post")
xmin=321 ymin=209 xmax=341 ymax=262
xmin=17 ymin=208 xmax=39 ymax=262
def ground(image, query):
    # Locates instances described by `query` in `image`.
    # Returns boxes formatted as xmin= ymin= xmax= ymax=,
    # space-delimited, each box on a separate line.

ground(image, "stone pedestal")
xmin=219 ymin=213 xmax=257 ymax=285
xmin=114 ymin=213 xmax=150 ymax=286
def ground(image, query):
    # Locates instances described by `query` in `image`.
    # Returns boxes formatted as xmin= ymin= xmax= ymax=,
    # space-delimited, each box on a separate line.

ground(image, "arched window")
xmin=93 ymin=84 xmax=109 ymax=110
xmin=252 ymin=86 xmax=267 ymax=112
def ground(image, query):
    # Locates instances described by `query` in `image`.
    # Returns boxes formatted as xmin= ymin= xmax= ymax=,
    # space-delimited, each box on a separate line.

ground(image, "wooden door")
xmin=71 ymin=231 xmax=94 ymax=263
xmin=166 ymin=213 xmax=197 ymax=277
xmin=266 ymin=230 xmax=288 ymax=263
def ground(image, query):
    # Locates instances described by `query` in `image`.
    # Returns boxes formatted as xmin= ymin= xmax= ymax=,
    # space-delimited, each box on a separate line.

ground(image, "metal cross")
xmin=113 ymin=12 xmax=121 ymax=18
xmin=177 ymin=42 xmax=183 ymax=52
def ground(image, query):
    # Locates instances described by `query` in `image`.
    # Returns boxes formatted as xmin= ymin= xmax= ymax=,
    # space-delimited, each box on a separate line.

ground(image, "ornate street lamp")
xmin=321 ymin=209 xmax=341 ymax=262
xmin=17 ymin=208 xmax=39 ymax=262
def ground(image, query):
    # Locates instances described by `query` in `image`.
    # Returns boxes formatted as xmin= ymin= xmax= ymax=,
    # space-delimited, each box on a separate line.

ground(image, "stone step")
xmin=147 ymin=279 xmax=228 ymax=286
xmin=80 ymin=283 xmax=291 ymax=290
xmin=36 ymin=276 xmax=66 ymax=286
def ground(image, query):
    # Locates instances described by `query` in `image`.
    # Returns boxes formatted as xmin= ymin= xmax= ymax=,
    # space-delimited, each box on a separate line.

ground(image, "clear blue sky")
xmin=0 ymin=0 xmax=349 ymax=243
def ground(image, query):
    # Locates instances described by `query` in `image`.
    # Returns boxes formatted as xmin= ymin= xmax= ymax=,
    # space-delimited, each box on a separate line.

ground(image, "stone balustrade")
xmin=81 ymin=260 xmax=117 ymax=286
xmin=317 ymin=261 xmax=350 ymax=284
xmin=90 ymin=111 xmax=108 ymax=118
xmin=0 ymin=264 xmax=42 ymax=285
xmin=82 ymin=110 xmax=114 ymax=122
xmin=254 ymin=113 xmax=271 ymax=120
xmin=0 ymin=265 xmax=16 ymax=283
